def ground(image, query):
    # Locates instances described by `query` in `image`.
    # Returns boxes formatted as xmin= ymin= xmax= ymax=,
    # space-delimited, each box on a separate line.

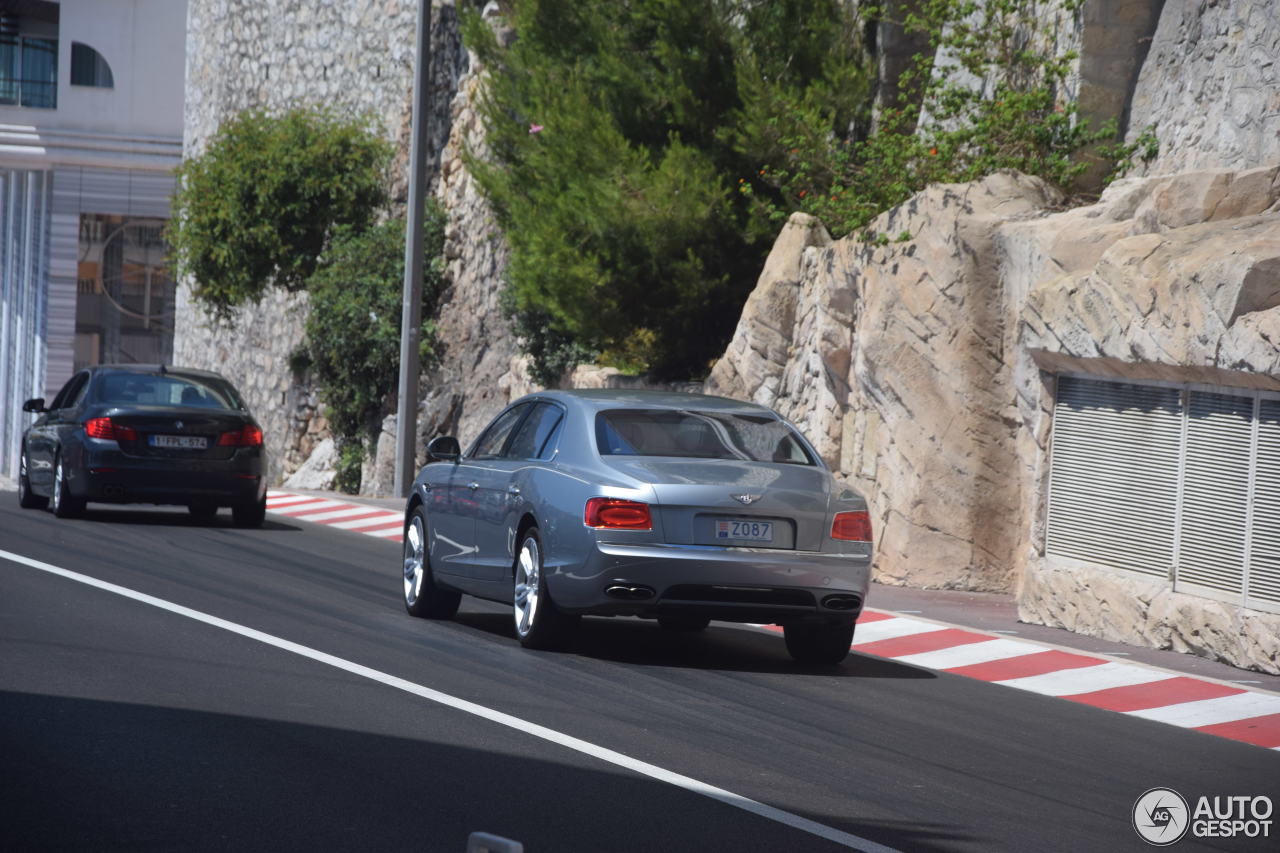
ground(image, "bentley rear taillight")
xmin=584 ymin=498 xmax=652 ymax=530
xmin=831 ymin=510 xmax=873 ymax=542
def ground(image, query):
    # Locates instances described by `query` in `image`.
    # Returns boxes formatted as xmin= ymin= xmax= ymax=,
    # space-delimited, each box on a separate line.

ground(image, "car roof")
xmin=528 ymin=388 xmax=775 ymax=414
xmin=88 ymin=364 xmax=231 ymax=382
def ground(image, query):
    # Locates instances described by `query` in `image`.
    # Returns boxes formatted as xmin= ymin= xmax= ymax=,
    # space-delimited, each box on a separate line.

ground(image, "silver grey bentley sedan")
xmin=400 ymin=390 xmax=872 ymax=663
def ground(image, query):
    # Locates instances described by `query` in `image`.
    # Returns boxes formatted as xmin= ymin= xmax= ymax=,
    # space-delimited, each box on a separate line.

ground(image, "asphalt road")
xmin=1 ymin=500 xmax=1276 ymax=852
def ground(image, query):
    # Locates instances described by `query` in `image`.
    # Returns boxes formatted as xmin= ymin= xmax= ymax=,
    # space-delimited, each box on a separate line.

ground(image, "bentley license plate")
xmin=150 ymin=434 xmax=207 ymax=450
xmin=716 ymin=519 xmax=773 ymax=542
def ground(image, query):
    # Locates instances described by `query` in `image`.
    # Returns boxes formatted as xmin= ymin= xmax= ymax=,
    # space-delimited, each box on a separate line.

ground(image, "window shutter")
xmin=1046 ymin=377 xmax=1182 ymax=576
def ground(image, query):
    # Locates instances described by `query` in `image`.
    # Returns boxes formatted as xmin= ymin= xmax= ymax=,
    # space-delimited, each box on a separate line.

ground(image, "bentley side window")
xmin=471 ymin=404 xmax=530 ymax=459
xmin=505 ymin=402 xmax=565 ymax=460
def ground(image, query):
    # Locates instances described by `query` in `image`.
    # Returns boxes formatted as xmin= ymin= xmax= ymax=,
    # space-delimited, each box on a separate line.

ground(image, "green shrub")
xmin=169 ymin=105 xmax=447 ymax=492
xmin=167 ymin=107 xmax=392 ymax=317
xmin=304 ymin=209 xmax=446 ymax=457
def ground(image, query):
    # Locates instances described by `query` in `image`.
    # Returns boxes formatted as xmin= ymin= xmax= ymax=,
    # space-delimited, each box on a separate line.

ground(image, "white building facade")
xmin=0 ymin=0 xmax=186 ymax=478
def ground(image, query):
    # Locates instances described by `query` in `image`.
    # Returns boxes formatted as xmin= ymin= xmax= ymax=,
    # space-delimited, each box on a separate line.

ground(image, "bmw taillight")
xmin=85 ymin=417 xmax=137 ymax=441
xmin=584 ymin=498 xmax=652 ymax=530
xmin=831 ymin=510 xmax=873 ymax=542
xmin=218 ymin=425 xmax=263 ymax=447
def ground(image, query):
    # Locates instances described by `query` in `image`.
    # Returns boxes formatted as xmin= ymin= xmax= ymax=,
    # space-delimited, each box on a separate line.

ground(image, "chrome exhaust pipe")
xmin=821 ymin=594 xmax=862 ymax=611
xmin=605 ymin=584 xmax=655 ymax=601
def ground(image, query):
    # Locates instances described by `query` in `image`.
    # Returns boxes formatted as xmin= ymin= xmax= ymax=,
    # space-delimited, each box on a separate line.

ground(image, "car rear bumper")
xmin=548 ymin=540 xmax=871 ymax=624
xmin=74 ymin=446 xmax=266 ymax=506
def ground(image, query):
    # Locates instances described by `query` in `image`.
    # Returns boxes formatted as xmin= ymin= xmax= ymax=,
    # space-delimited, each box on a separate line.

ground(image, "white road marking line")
xmin=1126 ymin=692 xmax=1280 ymax=728
xmin=268 ymin=499 xmax=350 ymax=516
xmin=996 ymin=661 xmax=1169 ymax=696
xmin=292 ymin=505 xmax=388 ymax=523
xmin=852 ymin=616 xmax=953 ymax=645
xmin=265 ymin=494 xmax=324 ymax=508
xmin=892 ymin=638 xmax=1043 ymax=670
xmin=367 ymin=526 xmax=406 ymax=539
xmin=330 ymin=513 xmax=404 ymax=530
xmin=0 ymin=548 xmax=898 ymax=853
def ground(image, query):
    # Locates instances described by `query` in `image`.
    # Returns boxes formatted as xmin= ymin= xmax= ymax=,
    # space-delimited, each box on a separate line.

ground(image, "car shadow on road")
xmin=72 ymin=506 xmax=300 ymax=532
xmin=451 ymin=610 xmax=935 ymax=679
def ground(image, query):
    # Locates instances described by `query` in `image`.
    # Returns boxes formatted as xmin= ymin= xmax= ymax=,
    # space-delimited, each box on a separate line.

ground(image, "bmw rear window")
xmin=595 ymin=409 xmax=815 ymax=465
xmin=94 ymin=372 xmax=244 ymax=410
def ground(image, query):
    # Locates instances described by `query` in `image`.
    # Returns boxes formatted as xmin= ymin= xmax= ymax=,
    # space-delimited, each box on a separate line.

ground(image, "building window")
xmin=0 ymin=34 xmax=57 ymax=108
xmin=74 ymin=214 xmax=176 ymax=371
xmin=70 ymin=42 xmax=113 ymax=88
xmin=1046 ymin=375 xmax=1280 ymax=614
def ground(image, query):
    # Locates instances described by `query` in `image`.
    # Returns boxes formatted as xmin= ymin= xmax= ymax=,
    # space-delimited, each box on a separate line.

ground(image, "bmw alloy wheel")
xmin=18 ymin=453 xmax=47 ymax=510
xmin=50 ymin=454 xmax=83 ymax=518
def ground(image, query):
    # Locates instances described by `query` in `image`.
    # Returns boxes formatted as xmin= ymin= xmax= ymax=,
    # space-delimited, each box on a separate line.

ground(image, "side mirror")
xmin=22 ymin=398 xmax=46 ymax=413
xmin=426 ymin=435 xmax=461 ymax=462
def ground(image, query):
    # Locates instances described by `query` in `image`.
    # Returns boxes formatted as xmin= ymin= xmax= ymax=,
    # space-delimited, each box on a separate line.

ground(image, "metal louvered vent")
xmin=1046 ymin=375 xmax=1280 ymax=616
xmin=1046 ymin=377 xmax=1181 ymax=577
xmin=1250 ymin=400 xmax=1280 ymax=607
xmin=1176 ymin=392 xmax=1253 ymax=596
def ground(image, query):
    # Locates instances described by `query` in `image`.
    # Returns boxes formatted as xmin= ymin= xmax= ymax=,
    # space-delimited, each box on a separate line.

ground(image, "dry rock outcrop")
xmin=711 ymin=172 xmax=1063 ymax=591
xmin=709 ymin=162 xmax=1280 ymax=671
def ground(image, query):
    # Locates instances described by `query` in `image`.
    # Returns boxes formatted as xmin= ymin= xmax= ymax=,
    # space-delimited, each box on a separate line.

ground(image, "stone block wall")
xmin=174 ymin=0 xmax=471 ymax=484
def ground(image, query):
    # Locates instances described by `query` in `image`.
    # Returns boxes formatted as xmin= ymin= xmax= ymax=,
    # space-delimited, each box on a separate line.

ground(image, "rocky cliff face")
xmin=711 ymin=173 xmax=1065 ymax=591
xmin=1127 ymin=0 xmax=1280 ymax=176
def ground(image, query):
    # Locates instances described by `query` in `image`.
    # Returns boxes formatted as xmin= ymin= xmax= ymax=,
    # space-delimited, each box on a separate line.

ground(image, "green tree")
xmin=465 ymin=0 xmax=869 ymax=381
xmin=741 ymin=0 xmax=1155 ymax=237
xmin=167 ymin=107 xmax=392 ymax=317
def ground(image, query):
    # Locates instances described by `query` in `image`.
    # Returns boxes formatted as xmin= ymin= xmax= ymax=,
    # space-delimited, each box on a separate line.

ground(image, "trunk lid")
xmin=105 ymin=407 xmax=251 ymax=460
xmin=601 ymin=457 xmax=830 ymax=550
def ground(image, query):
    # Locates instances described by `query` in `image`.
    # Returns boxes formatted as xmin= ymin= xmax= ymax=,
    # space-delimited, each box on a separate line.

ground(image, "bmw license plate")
xmin=716 ymin=519 xmax=773 ymax=542
xmin=150 ymin=434 xmax=208 ymax=450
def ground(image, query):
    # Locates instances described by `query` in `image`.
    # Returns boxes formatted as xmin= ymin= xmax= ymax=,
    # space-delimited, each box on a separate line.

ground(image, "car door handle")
xmin=468 ymin=482 xmax=479 ymax=490
xmin=507 ymin=485 xmax=521 ymax=496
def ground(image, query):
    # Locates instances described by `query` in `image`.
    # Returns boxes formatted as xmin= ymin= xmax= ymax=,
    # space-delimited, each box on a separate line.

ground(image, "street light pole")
xmin=395 ymin=0 xmax=431 ymax=498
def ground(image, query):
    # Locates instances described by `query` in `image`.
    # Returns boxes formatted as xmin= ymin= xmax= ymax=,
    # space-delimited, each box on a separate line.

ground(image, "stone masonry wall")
xmin=173 ymin=0 xmax=468 ymax=484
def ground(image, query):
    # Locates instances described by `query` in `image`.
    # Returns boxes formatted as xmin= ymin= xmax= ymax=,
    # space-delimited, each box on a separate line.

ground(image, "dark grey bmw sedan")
xmin=401 ymin=389 xmax=873 ymax=663
xmin=17 ymin=364 xmax=267 ymax=525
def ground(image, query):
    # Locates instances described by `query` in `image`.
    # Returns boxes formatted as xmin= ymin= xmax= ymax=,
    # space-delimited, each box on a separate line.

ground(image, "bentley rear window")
xmin=596 ymin=409 xmax=815 ymax=465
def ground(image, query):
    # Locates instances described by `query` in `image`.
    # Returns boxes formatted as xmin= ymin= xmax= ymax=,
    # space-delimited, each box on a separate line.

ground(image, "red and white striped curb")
xmin=266 ymin=490 xmax=404 ymax=542
xmin=267 ymin=490 xmax=1279 ymax=751
xmin=770 ymin=611 xmax=1280 ymax=752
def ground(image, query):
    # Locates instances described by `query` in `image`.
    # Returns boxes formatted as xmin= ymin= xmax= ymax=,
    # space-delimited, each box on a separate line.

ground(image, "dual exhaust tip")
xmin=821 ymin=594 xmax=863 ymax=612
xmin=605 ymin=584 xmax=656 ymax=601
